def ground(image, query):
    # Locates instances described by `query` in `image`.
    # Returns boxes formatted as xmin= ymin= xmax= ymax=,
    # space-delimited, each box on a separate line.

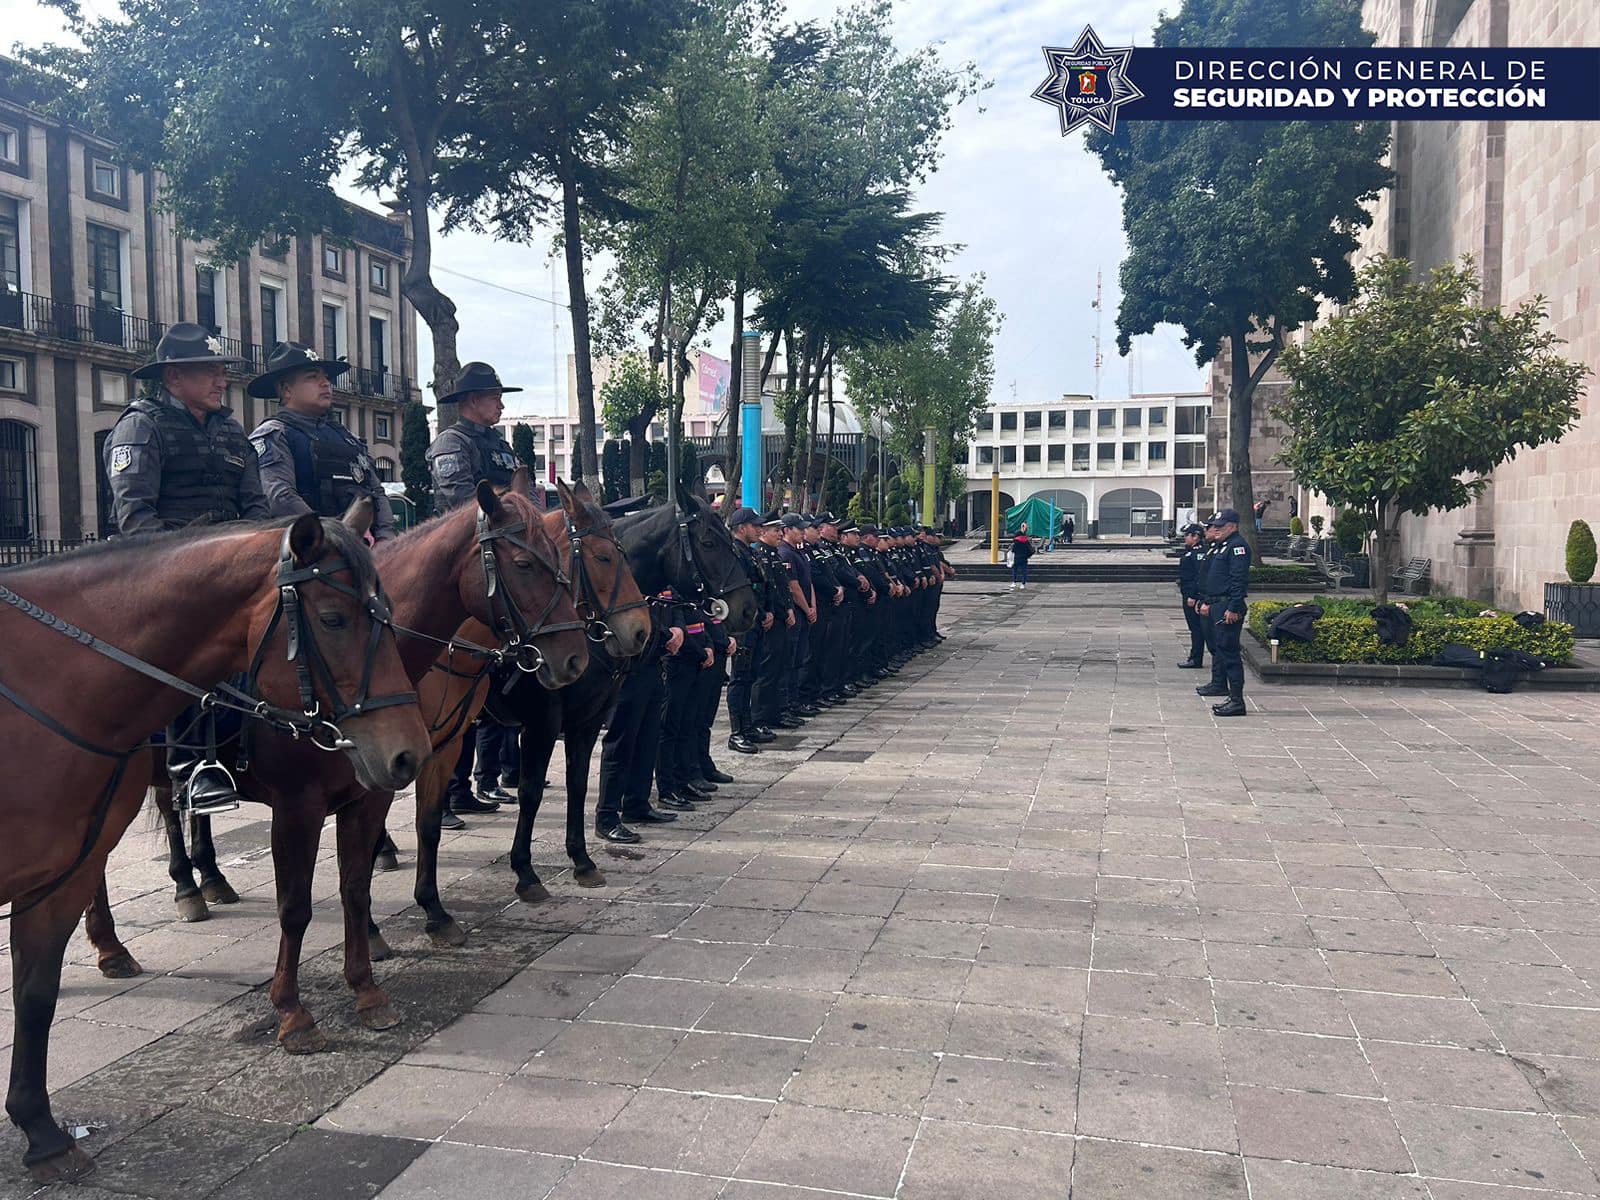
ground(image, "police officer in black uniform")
xmin=104 ymin=322 xmax=272 ymax=813
xmin=427 ymin=361 xmax=526 ymax=827
xmin=595 ymin=591 xmax=686 ymax=843
xmin=1176 ymin=521 xmax=1207 ymax=669
xmin=751 ymin=513 xmax=793 ymax=736
xmin=249 ymin=342 xmax=396 ymax=541
xmin=724 ymin=507 xmax=769 ymax=753
xmin=1196 ymin=508 xmax=1251 ymax=717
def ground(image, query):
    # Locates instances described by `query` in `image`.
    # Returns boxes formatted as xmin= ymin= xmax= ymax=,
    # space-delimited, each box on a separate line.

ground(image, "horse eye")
xmin=318 ymin=612 xmax=347 ymax=630
xmin=514 ymin=558 xmax=534 ymax=570
xmin=594 ymin=552 xmax=612 ymax=564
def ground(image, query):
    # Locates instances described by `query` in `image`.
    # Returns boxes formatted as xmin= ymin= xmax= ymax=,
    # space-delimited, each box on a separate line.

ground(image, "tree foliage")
xmin=511 ymin=424 xmax=538 ymax=473
xmin=1277 ymin=256 xmax=1588 ymax=603
xmin=1567 ymin=520 xmax=1597 ymax=585
xmin=884 ymin=474 xmax=911 ymax=526
xmin=601 ymin=437 xmax=628 ymax=503
xmin=399 ymin=400 xmax=434 ymax=520
xmin=1085 ymin=0 xmax=1390 ymax=551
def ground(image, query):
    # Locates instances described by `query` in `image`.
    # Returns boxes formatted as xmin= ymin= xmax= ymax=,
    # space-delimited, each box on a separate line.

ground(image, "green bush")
xmin=1288 ymin=516 xmax=1304 ymax=536
xmin=1249 ymin=599 xmax=1575 ymax=665
xmin=1332 ymin=507 xmax=1370 ymax=554
xmin=1567 ymin=519 xmax=1596 ymax=584
xmin=1309 ymin=515 xmax=1325 ymax=535
xmin=1250 ymin=565 xmax=1320 ymax=584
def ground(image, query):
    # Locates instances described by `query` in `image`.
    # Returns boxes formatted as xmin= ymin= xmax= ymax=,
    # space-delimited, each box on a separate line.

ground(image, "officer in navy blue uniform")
xmin=1175 ymin=522 xmax=1207 ymax=669
xmin=1196 ymin=508 xmax=1251 ymax=717
xmin=723 ymin=507 xmax=769 ymax=754
xmin=104 ymin=323 xmax=272 ymax=814
xmin=249 ymin=342 xmax=396 ymax=541
xmin=595 ymin=590 xmax=688 ymax=843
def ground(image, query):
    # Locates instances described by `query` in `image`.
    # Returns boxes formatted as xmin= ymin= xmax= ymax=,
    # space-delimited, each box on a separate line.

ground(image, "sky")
xmin=7 ymin=0 xmax=1209 ymax=421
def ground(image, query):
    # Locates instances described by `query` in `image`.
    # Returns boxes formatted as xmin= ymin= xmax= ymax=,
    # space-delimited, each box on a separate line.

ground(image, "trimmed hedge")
xmin=1250 ymin=565 xmax=1320 ymax=584
xmin=1249 ymin=598 xmax=1575 ymax=666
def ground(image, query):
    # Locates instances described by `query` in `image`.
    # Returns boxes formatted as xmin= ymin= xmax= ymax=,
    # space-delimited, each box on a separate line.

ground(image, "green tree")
xmin=512 ymin=424 xmax=538 ymax=473
xmin=1277 ymin=257 xmax=1588 ymax=604
xmin=1085 ymin=0 xmax=1391 ymax=554
xmin=822 ymin=460 xmax=852 ymax=516
xmin=400 ymin=400 xmax=435 ymax=520
xmin=884 ymin=474 xmax=912 ymax=526
xmin=600 ymin=353 xmax=667 ymax=495
xmin=1567 ymin=521 xmax=1597 ymax=584
xmin=844 ymin=274 xmax=1001 ymax=501
xmin=601 ymin=437 xmax=628 ymax=503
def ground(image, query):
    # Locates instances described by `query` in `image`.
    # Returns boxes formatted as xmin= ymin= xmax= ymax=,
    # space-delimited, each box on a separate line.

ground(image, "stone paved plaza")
xmin=9 ymin=580 xmax=1600 ymax=1198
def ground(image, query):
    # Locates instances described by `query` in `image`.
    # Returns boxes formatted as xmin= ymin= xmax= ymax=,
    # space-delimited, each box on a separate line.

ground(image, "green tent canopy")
xmin=1004 ymin=496 xmax=1066 ymax=538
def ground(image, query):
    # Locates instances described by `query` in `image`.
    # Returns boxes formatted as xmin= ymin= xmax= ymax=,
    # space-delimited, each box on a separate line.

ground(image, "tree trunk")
xmin=628 ymin=417 xmax=649 ymax=496
xmin=1370 ymin=500 xmax=1394 ymax=607
xmin=778 ymin=328 xmax=798 ymax=503
xmin=803 ymin=339 xmax=823 ymax=512
xmin=559 ymin=158 xmax=599 ymax=481
xmin=825 ymin=361 xmax=836 ymax=511
xmin=723 ymin=277 xmax=744 ymax=520
xmin=1227 ymin=327 xmax=1258 ymax=557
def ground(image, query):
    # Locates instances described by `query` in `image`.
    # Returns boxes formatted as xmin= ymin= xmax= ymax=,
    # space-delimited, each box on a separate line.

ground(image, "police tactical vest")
xmin=270 ymin=416 xmax=371 ymax=518
xmin=469 ymin=426 xmax=519 ymax=487
xmin=123 ymin=396 xmax=250 ymax=527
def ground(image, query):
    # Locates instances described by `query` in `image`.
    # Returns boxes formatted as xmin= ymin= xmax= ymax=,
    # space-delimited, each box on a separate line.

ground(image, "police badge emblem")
xmin=1031 ymin=26 xmax=1145 ymax=136
xmin=110 ymin=445 xmax=133 ymax=472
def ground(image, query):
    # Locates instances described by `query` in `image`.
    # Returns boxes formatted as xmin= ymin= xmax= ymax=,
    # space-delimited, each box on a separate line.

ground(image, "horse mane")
xmin=3 ymin=517 xmax=377 ymax=596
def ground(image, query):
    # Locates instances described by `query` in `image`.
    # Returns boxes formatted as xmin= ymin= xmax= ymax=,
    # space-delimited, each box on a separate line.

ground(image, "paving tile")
xmin=630 ymin=940 xmax=753 ymax=983
xmin=477 ymin=969 xmax=617 ymax=1019
xmin=1244 ymin=1159 xmax=1431 ymax=1199
xmin=975 ymin=925 xmax=1091 ymax=967
xmin=520 ymin=1021 xmax=682 ymax=1086
xmin=406 ymin=1013 xmax=566 ymax=1074
xmin=944 ymin=1001 xmax=1079 ymax=1064
xmin=223 ymin=1128 xmax=426 ymax=1200
xmin=695 ymin=986 xmax=833 ymax=1041
xmin=897 ymin=1119 xmax=1074 ymax=1199
xmin=1340 ymin=990 xmax=1499 ymax=1048
xmin=1091 ymin=933 xmax=1209 ymax=976
xmin=1231 ymin=1085 xmax=1413 ymax=1172
xmin=959 ymin=960 xmax=1085 ymax=1013
xmin=734 ymin=947 xmax=863 ymax=992
xmin=1078 ymin=1068 xmax=1237 ymax=1151
xmin=535 ymin=933 xmax=659 ymax=974
xmin=320 ymin=1063 xmax=502 ymax=1140
xmin=1220 ymin=1027 xmax=1379 ymax=1095
xmin=542 ymin=1160 xmax=724 ymax=1200
xmin=1079 ymin=1014 xmax=1226 ymax=1080
xmin=585 ymin=1088 xmax=770 ymax=1176
xmin=733 ymin=1102 xmax=916 ymax=1194
xmin=1070 ymin=1140 xmax=1248 ymax=1199
xmin=1394 ymin=1102 xmax=1600 ymax=1192
xmin=647 ymin=1031 xmax=809 ymax=1098
xmin=450 ymin=1075 xmax=633 ymax=1155
xmin=783 ymin=1042 xmax=937 ymax=1116
xmin=923 ymin=1055 xmax=1076 ymax=1133
xmin=1212 ymin=981 xmax=1352 ymax=1035
xmin=815 ymin=995 xmax=957 ymax=1051
xmin=580 ymin=975 xmax=724 ymax=1029
xmin=768 ymin=911 xmax=886 ymax=951
xmin=1364 ymin=1041 xmax=1545 ymax=1111
xmin=1087 ymin=971 xmax=1215 ymax=1023
xmin=375 ymin=1142 xmax=570 ymax=1200
xmin=846 ymin=952 xmax=972 ymax=1002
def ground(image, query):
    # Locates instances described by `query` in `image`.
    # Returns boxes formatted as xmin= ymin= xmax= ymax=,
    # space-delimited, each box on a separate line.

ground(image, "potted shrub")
xmin=1309 ymin=515 xmax=1325 ymax=537
xmin=1288 ymin=516 xmax=1305 ymax=536
xmin=1546 ymin=519 xmax=1600 ymax=637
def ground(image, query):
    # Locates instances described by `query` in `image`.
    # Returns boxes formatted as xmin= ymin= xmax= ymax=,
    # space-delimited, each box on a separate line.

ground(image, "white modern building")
xmin=963 ymin=392 xmax=1211 ymax=536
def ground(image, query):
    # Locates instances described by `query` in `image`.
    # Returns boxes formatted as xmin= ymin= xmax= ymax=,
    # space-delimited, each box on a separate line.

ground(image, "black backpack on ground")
xmin=1267 ymin=604 xmax=1323 ymax=643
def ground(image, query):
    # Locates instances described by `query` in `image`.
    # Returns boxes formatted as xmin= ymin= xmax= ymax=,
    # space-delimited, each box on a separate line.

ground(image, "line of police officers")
xmin=1175 ymin=505 xmax=1251 ymax=718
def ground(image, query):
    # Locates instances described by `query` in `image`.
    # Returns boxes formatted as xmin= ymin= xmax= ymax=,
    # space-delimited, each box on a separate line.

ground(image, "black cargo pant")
xmin=726 ymin=625 xmax=762 ymax=736
xmin=657 ymin=654 xmax=702 ymax=796
xmin=1182 ymin=596 xmax=1207 ymax=663
xmin=597 ymin=662 xmax=665 ymax=827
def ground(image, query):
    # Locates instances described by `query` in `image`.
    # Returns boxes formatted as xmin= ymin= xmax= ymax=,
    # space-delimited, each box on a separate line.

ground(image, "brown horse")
xmin=403 ymin=478 xmax=652 ymax=943
xmin=0 ymin=510 xmax=429 ymax=1184
xmin=80 ymin=478 xmax=590 ymax=1055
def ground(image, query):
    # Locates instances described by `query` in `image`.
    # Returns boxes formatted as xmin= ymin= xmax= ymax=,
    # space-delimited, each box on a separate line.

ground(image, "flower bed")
xmin=1248 ymin=596 xmax=1575 ymax=666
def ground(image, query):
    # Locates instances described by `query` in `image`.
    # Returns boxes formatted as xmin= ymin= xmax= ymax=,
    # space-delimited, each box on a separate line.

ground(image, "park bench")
xmin=1391 ymin=556 xmax=1432 ymax=595
xmin=1286 ymin=535 xmax=1310 ymax=560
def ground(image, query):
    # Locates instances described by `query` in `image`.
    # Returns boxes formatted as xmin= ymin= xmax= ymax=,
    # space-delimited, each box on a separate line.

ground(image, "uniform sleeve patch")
xmin=1234 ymin=546 xmax=1247 ymax=555
xmin=433 ymin=453 xmax=467 ymax=477
xmin=110 ymin=445 xmax=133 ymax=472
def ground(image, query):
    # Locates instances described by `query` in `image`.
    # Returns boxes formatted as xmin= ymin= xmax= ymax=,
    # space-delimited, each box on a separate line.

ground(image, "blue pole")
xmin=739 ymin=329 xmax=764 ymax=511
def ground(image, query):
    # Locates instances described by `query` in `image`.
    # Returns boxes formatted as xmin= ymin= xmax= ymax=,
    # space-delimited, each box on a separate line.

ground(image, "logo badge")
xmin=1032 ymin=26 xmax=1145 ymax=136
xmin=110 ymin=445 xmax=133 ymax=472
xmin=205 ymin=335 xmax=223 ymax=354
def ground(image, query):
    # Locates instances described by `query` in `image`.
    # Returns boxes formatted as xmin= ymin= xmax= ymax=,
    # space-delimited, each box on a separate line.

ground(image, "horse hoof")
xmin=28 ymin=1142 xmax=96 ymax=1184
xmin=200 ymin=879 xmax=240 ymax=905
xmin=573 ymin=867 xmax=607 ymax=889
xmin=357 ymin=1003 xmax=402 ymax=1031
xmin=425 ymin=920 xmax=468 ymax=948
xmin=374 ymin=851 xmax=400 ymax=873
xmin=174 ymin=894 xmax=211 ymax=923
xmin=280 ymin=1023 xmax=330 ymax=1055
xmin=369 ymin=931 xmax=393 ymax=962
xmin=516 ymin=881 xmax=551 ymax=904
xmin=97 ymin=951 xmax=143 ymax=979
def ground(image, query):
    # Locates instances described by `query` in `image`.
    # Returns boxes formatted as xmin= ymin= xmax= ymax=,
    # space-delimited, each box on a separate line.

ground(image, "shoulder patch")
xmin=432 ymin=452 xmax=467 ymax=477
xmin=1234 ymin=545 xmax=1247 ymax=555
xmin=109 ymin=445 xmax=133 ymax=472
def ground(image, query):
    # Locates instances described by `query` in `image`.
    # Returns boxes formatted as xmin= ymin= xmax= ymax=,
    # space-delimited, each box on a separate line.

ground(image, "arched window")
xmin=374 ymin=456 xmax=396 ymax=483
xmin=1099 ymin=487 xmax=1162 ymax=537
xmin=0 ymin=418 xmax=38 ymax=542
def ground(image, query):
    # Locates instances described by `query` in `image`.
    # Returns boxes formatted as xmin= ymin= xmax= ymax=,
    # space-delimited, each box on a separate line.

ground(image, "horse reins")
xmin=565 ymin=512 xmax=648 ymax=644
xmin=674 ymin=507 xmax=749 ymax=621
xmin=0 ymin=526 xmax=415 ymax=919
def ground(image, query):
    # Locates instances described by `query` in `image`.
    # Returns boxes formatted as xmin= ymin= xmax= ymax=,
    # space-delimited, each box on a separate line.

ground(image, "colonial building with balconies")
xmin=0 ymin=68 xmax=422 ymax=545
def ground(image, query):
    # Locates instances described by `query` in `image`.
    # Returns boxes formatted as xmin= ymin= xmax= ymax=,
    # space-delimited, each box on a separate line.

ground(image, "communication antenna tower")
xmin=1091 ymin=268 xmax=1104 ymax=400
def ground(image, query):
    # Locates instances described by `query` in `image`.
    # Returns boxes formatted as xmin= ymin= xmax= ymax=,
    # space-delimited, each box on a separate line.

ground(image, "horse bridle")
xmin=564 ymin=512 xmax=649 ymax=644
xmin=475 ymin=511 xmax=587 ymax=673
xmin=673 ymin=507 xmax=748 ymax=622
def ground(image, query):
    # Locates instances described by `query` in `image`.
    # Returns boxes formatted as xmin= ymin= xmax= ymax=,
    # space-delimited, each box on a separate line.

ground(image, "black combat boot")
xmin=1177 ymin=658 xmax=1203 ymax=669
xmin=1194 ymin=681 xmax=1228 ymax=697
xmin=1212 ymin=686 xmax=1247 ymax=717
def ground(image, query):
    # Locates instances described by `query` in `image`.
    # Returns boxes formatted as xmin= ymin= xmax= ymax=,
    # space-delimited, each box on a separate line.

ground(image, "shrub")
xmin=1250 ymin=564 xmax=1320 ymax=584
xmin=1249 ymin=599 xmax=1575 ymax=665
xmin=1309 ymin=515 xmax=1325 ymax=535
xmin=1288 ymin=516 xmax=1304 ymax=536
xmin=1567 ymin=519 xmax=1597 ymax=584
xmin=1332 ymin=507 xmax=1371 ymax=555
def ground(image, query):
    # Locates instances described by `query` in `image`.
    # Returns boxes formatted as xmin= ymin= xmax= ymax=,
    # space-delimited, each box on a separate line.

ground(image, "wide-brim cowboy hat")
xmin=131 ymin=321 xmax=247 ymax=380
xmin=247 ymin=341 xmax=351 ymax=398
xmin=439 ymin=361 xmax=523 ymax=404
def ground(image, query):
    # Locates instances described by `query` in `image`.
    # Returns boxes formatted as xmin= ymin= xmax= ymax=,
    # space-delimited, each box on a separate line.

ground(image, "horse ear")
xmin=555 ymin=477 xmax=575 ymax=511
xmin=288 ymin=513 xmax=325 ymax=565
xmin=341 ymin=496 xmax=374 ymax=537
xmin=476 ymin=479 xmax=503 ymax=518
xmin=572 ymin=477 xmax=595 ymax=501
xmin=510 ymin=465 xmax=533 ymax=498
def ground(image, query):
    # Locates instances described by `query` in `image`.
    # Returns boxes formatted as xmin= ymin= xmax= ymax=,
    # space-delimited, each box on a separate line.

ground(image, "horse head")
xmin=553 ymin=478 xmax=651 ymax=658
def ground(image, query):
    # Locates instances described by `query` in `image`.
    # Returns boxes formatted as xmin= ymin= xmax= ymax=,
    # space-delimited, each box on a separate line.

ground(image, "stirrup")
xmin=179 ymin=761 xmax=242 ymax=816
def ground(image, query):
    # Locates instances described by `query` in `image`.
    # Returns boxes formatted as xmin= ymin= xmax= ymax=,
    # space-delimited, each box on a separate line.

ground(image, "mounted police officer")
xmin=104 ymin=322 xmax=271 ymax=814
xmin=1195 ymin=508 xmax=1251 ymax=717
xmin=427 ymin=361 xmax=526 ymax=828
xmin=248 ymin=342 xmax=396 ymax=540
xmin=1176 ymin=521 xmax=1207 ymax=670
xmin=426 ymin=361 xmax=524 ymax=512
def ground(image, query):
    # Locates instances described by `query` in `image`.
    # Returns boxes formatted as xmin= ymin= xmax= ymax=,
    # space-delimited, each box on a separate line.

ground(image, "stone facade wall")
xmin=1358 ymin=0 xmax=1599 ymax=609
